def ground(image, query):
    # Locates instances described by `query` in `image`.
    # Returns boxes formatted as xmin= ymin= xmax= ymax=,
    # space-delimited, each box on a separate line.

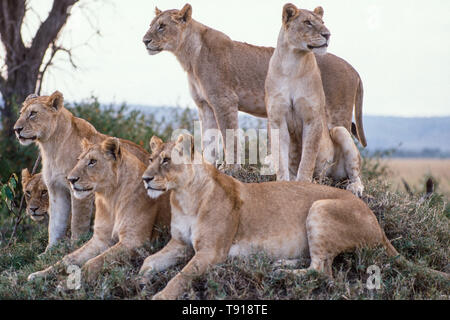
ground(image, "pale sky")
xmin=4 ymin=0 xmax=450 ymax=117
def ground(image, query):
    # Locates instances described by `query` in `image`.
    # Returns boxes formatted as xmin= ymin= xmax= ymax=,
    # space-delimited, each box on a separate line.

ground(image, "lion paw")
xmin=346 ymin=181 xmax=364 ymax=197
xmin=27 ymin=269 xmax=49 ymax=282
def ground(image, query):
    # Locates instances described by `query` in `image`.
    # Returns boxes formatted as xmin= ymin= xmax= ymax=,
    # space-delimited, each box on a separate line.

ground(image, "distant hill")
xmin=130 ymin=105 xmax=450 ymax=158
xmin=362 ymin=116 xmax=450 ymax=156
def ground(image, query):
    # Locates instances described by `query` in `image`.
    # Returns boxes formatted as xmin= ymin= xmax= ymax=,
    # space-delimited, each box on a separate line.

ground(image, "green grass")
xmin=0 ymin=160 xmax=449 ymax=300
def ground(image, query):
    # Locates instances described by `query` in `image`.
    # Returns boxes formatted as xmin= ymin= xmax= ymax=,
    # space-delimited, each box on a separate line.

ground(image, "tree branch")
xmin=29 ymin=0 xmax=79 ymax=66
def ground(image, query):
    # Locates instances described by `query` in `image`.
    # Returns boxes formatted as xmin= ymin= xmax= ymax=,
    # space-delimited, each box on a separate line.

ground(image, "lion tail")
xmin=354 ymin=77 xmax=367 ymax=147
xmin=382 ymin=232 xmax=450 ymax=280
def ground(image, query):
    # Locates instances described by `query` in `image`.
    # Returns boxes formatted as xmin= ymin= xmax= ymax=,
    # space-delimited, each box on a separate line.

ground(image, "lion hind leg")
xmin=300 ymin=199 xmax=384 ymax=278
xmin=330 ymin=126 xmax=363 ymax=196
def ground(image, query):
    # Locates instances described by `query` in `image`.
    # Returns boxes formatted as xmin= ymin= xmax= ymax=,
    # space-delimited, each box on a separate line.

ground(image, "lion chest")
xmin=170 ymin=208 xmax=197 ymax=247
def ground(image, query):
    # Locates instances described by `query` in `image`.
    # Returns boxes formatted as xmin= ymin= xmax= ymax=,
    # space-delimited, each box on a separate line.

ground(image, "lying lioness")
xmin=27 ymin=137 xmax=171 ymax=282
xmin=139 ymin=134 xmax=448 ymax=300
xmin=21 ymin=169 xmax=48 ymax=222
xmin=265 ymin=4 xmax=363 ymax=195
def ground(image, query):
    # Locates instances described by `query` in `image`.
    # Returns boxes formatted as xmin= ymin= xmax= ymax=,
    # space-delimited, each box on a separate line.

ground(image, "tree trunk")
xmin=1 ymin=66 xmax=39 ymax=138
xmin=0 ymin=0 xmax=79 ymax=138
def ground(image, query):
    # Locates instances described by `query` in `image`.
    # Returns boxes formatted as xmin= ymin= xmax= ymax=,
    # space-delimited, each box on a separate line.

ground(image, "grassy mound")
xmin=0 ymin=160 xmax=448 ymax=299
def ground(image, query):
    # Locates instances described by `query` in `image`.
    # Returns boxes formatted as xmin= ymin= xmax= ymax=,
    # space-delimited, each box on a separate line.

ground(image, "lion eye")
xmin=25 ymin=191 xmax=31 ymax=197
xmin=162 ymin=157 xmax=171 ymax=164
xmin=305 ymin=20 xmax=312 ymax=27
xmin=158 ymin=23 xmax=165 ymax=32
xmin=28 ymin=111 xmax=37 ymax=119
xmin=88 ymin=159 xmax=97 ymax=167
xmin=41 ymin=190 xmax=48 ymax=196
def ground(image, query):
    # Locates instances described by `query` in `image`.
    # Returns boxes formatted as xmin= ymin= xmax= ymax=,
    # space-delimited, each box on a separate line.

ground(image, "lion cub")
xmin=21 ymin=169 xmax=48 ymax=222
xmin=265 ymin=4 xmax=363 ymax=195
xmin=137 ymin=134 xmax=410 ymax=300
xmin=27 ymin=137 xmax=171 ymax=282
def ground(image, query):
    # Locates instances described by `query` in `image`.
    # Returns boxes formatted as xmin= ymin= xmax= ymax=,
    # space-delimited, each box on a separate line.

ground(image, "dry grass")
xmin=382 ymin=158 xmax=450 ymax=199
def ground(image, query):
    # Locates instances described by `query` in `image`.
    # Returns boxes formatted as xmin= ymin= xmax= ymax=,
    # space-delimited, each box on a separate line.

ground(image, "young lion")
xmin=142 ymin=3 xmax=366 ymax=165
xmin=265 ymin=4 xmax=363 ymax=195
xmin=27 ymin=138 xmax=171 ymax=282
xmin=138 ymin=134 xmax=448 ymax=300
xmin=21 ymin=169 xmax=48 ymax=222
xmin=13 ymin=91 xmax=150 ymax=251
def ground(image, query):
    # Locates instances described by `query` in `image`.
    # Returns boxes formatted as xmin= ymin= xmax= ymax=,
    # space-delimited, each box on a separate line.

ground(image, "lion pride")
xmin=13 ymin=91 xmax=150 ymax=251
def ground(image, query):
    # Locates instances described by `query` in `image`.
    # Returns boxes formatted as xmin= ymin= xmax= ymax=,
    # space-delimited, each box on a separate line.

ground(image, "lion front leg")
xmin=296 ymin=113 xmax=323 ymax=182
xmin=152 ymin=250 xmax=224 ymax=300
xmin=28 ymin=234 xmax=110 ymax=282
xmin=208 ymin=93 xmax=240 ymax=169
xmin=46 ymin=184 xmax=71 ymax=251
xmin=70 ymin=193 xmax=94 ymax=241
xmin=268 ymin=116 xmax=291 ymax=181
xmin=82 ymin=240 xmax=138 ymax=283
xmin=139 ymin=238 xmax=193 ymax=282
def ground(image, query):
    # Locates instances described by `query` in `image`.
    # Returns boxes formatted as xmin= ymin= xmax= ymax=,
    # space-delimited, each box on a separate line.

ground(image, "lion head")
xmin=281 ymin=3 xmax=330 ymax=55
xmin=142 ymin=3 xmax=192 ymax=55
xmin=13 ymin=91 xmax=65 ymax=146
xmin=21 ymin=169 xmax=48 ymax=222
xmin=142 ymin=134 xmax=195 ymax=199
xmin=67 ymin=137 xmax=122 ymax=199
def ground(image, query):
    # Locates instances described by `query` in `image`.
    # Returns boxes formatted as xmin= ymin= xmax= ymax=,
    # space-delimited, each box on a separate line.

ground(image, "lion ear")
xmin=47 ymin=91 xmax=64 ymax=111
xmin=174 ymin=133 xmax=194 ymax=161
xmin=282 ymin=3 xmax=299 ymax=25
xmin=81 ymin=138 xmax=93 ymax=151
xmin=21 ymin=168 xmax=31 ymax=186
xmin=149 ymin=136 xmax=163 ymax=153
xmin=102 ymin=137 xmax=121 ymax=161
xmin=176 ymin=3 xmax=192 ymax=23
xmin=155 ymin=6 xmax=162 ymax=16
xmin=314 ymin=6 xmax=324 ymax=18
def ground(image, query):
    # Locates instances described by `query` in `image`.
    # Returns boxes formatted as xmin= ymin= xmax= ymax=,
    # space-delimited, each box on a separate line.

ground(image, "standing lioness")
xmin=137 ymin=134 xmax=448 ymax=300
xmin=142 ymin=3 xmax=366 ymax=164
xmin=266 ymin=4 xmax=363 ymax=194
xmin=27 ymin=138 xmax=171 ymax=282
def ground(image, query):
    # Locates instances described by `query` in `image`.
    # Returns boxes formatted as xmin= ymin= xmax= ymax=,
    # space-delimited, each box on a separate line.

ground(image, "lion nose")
xmin=14 ymin=126 xmax=23 ymax=134
xmin=29 ymin=206 xmax=38 ymax=214
xmin=68 ymin=177 xmax=79 ymax=185
xmin=321 ymin=32 xmax=330 ymax=41
xmin=142 ymin=176 xmax=154 ymax=184
xmin=143 ymin=39 xmax=151 ymax=46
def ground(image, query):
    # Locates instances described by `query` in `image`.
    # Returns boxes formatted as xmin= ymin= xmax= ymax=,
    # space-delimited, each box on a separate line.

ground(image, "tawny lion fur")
xmin=21 ymin=169 xmax=48 ymax=222
xmin=14 ymin=91 xmax=150 ymax=251
xmin=27 ymin=137 xmax=171 ymax=282
xmin=265 ymin=4 xmax=363 ymax=195
xmin=142 ymin=3 xmax=366 ymax=164
xmin=138 ymin=134 xmax=447 ymax=300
